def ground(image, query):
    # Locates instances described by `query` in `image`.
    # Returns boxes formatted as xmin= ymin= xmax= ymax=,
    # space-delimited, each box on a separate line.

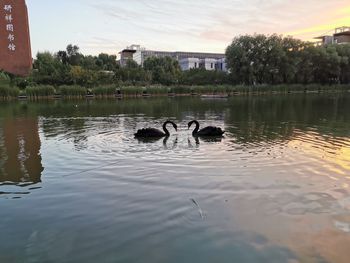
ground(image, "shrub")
xmin=92 ymin=85 xmax=116 ymax=96
xmin=25 ymin=85 xmax=55 ymax=97
xmin=146 ymin=85 xmax=169 ymax=95
xmin=170 ymin=86 xmax=192 ymax=94
xmin=0 ymin=85 xmax=20 ymax=98
xmin=120 ymin=86 xmax=144 ymax=96
xmin=58 ymin=85 xmax=87 ymax=97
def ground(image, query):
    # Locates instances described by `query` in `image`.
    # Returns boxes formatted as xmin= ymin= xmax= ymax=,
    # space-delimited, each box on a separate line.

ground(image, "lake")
xmin=0 ymin=94 xmax=350 ymax=263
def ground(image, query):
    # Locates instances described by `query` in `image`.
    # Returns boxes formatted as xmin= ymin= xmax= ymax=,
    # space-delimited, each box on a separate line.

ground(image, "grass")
xmin=169 ymin=86 xmax=192 ymax=94
xmin=25 ymin=85 xmax=55 ymax=98
xmin=1 ymin=83 xmax=350 ymax=99
xmin=92 ymin=85 xmax=116 ymax=97
xmin=58 ymin=85 xmax=87 ymax=97
xmin=146 ymin=85 xmax=170 ymax=95
xmin=0 ymin=85 xmax=19 ymax=99
xmin=120 ymin=86 xmax=144 ymax=96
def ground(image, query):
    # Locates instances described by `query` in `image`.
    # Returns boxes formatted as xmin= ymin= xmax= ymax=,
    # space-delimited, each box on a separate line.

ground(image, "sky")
xmin=26 ymin=0 xmax=350 ymax=57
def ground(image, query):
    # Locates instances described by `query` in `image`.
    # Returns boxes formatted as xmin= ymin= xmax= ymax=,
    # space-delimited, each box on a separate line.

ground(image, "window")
xmin=194 ymin=62 xmax=197 ymax=68
xmin=211 ymin=63 xmax=213 ymax=69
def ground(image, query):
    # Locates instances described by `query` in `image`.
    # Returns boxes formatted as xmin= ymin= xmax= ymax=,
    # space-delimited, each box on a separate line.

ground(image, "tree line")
xmin=226 ymin=34 xmax=350 ymax=85
xmin=4 ymin=35 xmax=350 ymax=88
xmin=23 ymin=44 xmax=233 ymax=87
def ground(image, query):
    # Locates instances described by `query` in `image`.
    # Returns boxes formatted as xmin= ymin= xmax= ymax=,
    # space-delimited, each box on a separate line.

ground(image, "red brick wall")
xmin=0 ymin=0 xmax=32 ymax=76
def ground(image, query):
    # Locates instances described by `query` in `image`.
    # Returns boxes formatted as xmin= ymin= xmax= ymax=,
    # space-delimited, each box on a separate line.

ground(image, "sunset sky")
xmin=26 ymin=0 xmax=350 ymax=56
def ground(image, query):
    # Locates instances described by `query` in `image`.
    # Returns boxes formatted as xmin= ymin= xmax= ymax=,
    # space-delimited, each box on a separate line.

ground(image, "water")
xmin=0 ymin=94 xmax=350 ymax=263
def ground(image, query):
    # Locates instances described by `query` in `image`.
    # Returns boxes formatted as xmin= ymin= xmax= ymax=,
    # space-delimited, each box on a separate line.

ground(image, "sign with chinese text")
xmin=0 ymin=0 xmax=32 ymax=76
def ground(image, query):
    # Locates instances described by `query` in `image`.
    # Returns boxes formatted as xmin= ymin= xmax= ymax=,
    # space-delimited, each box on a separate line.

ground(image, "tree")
xmin=70 ymin=66 xmax=98 ymax=87
xmin=96 ymin=53 xmax=118 ymax=71
xmin=66 ymin=44 xmax=82 ymax=66
xmin=143 ymin=56 xmax=181 ymax=85
xmin=180 ymin=68 xmax=229 ymax=85
xmin=335 ymin=44 xmax=350 ymax=84
xmin=225 ymin=34 xmax=350 ymax=85
xmin=32 ymin=52 xmax=71 ymax=85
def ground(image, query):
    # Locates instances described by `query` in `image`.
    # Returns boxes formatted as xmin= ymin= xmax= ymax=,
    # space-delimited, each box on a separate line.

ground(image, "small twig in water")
xmin=190 ymin=198 xmax=205 ymax=220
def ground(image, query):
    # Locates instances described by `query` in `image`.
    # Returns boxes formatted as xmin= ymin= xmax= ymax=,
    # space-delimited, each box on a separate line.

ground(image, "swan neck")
xmin=163 ymin=121 xmax=170 ymax=136
xmin=193 ymin=121 xmax=200 ymax=135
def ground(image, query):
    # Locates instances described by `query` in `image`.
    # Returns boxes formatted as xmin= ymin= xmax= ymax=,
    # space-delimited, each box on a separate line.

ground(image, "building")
xmin=123 ymin=45 xmax=227 ymax=72
xmin=119 ymin=44 xmax=139 ymax=67
xmin=315 ymin=26 xmax=350 ymax=46
xmin=179 ymin=58 xmax=200 ymax=70
xmin=0 ymin=0 xmax=32 ymax=76
xmin=334 ymin=27 xmax=350 ymax=44
xmin=179 ymin=57 xmax=227 ymax=71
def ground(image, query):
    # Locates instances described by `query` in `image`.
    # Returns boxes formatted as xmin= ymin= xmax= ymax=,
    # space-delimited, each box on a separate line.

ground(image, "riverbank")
xmin=1 ymin=84 xmax=350 ymax=100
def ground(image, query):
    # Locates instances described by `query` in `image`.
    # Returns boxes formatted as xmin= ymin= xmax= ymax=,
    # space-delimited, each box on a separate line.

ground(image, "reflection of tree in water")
xmin=0 ymin=118 xmax=43 ymax=185
xmin=225 ymin=94 xmax=350 ymax=143
xmin=42 ymin=118 xmax=88 ymax=151
xmin=33 ymin=95 xmax=350 ymax=150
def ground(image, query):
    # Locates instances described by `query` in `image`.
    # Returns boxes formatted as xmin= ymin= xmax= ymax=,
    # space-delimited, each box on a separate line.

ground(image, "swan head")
xmin=187 ymin=120 xmax=196 ymax=130
xmin=165 ymin=120 xmax=177 ymax=131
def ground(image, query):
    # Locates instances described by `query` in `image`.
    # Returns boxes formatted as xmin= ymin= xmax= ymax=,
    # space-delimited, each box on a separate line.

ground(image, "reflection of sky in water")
xmin=0 ymin=96 xmax=349 ymax=263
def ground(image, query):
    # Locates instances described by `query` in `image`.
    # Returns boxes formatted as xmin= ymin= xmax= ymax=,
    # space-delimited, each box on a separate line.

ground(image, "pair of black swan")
xmin=134 ymin=120 xmax=225 ymax=138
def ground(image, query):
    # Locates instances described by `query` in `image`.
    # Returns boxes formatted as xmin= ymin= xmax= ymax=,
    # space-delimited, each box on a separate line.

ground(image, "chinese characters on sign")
xmin=0 ymin=0 xmax=32 ymax=76
xmin=4 ymin=3 xmax=15 ymax=52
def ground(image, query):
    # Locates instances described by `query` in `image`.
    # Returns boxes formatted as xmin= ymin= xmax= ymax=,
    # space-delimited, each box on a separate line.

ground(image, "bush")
xmin=120 ymin=86 xmax=144 ymax=96
xmin=146 ymin=85 xmax=169 ymax=95
xmin=58 ymin=85 xmax=87 ymax=97
xmin=170 ymin=86 xmax=192 ymax=94
xmin=0 ymin=71 xmax=10 ymax=82
xmin=0 ymin=85 xmax=20 ymax=98
xmin=25 ymin=85 xmax=55 ymax=97
xmin=92 ymin=85 xmax=116 ymax=96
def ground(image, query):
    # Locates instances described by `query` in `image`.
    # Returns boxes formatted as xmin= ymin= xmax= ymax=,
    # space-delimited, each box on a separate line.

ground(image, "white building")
xmin=202 ymin=58 xmax=217 ymax=71
xmin=179 ymin=57 xmax=227 ymax=72
xmin=179 ymin=58 xmax=200 ymax=70
xmin=217 ymin=58 xmax=227 ymax=72
xmin=122 ymin=45 xmax=227 ymax=72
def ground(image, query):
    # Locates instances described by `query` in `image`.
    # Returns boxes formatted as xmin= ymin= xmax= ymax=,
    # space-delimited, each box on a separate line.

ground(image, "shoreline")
xmin=1 ymin=84 xmax=350 ymax=101
xmin=1 ymin=89 xmax=348 ymax=101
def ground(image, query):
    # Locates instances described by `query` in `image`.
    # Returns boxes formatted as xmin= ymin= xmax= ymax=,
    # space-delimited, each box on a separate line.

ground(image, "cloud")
xmin=27 ymin=0 xmax=350 ymax=55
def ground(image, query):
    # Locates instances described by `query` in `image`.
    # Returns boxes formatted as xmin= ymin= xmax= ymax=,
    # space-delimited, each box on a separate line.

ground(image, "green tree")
xmin=180 ymin=68 xmax=229 ymax=85
xmin=70 ymin=66 xmax=98 ymax=87
xmin=144 ymin=57 xmax=181 ymax=85
xmin=335 ymin=44 xmax=350 ymax=84
xmin=32 ymin=52 xmax=71 ymax=85
xmin=66 ymin=44 xmax=82 ymax=66
xmin=226 ymin=34 xmax=350 ymax=85
xmin=115 ymin=60 xmax=151 ymax=84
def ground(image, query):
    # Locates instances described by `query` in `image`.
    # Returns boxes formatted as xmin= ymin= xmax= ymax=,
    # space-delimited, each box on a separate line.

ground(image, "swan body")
xmin=188 ymin=120 xmax=225 ymax=137
xmin=135 ymin=121 xmax=177 ymax=138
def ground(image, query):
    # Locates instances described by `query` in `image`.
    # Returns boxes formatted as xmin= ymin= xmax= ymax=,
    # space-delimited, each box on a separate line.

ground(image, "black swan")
xmin=188 ymin=120 xmax=225 ymax=137
xmin=135 ymin=121 xmax=177 ymax=138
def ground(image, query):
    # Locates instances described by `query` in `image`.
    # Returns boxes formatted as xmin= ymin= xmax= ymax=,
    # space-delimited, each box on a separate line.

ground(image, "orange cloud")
xmin=287 ymin=4 xmax=350 ymax=40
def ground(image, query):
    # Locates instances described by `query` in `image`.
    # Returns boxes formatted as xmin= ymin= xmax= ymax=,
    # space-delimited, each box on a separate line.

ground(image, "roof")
xmin=334 ymin=31 xmax=350 ymax=37
xmin=314 ymin=35 xmax=332 ymax=40
xmin=119 ymin=49 xmax=137 ymax=54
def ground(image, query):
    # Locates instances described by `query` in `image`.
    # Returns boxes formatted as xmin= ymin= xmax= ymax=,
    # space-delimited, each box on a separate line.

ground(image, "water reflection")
xmin=0 ymin=117 xmax=43 ymax=185
xmin=0 ymin=95 xmax=349 ymax=263
xmin=163 ymin=136 xmax=178 ymax=150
